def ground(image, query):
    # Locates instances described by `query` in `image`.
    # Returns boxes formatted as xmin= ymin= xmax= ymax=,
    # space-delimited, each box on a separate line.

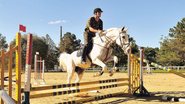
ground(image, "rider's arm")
xmin=87 ymin=17 xmax=103 ymax=33
xmin=89 ymin=20 xmax=103 ymax=33
xmin=100 ymin=19 xmax=103 ymax=30
xmin=89 ymin=27 xmax=99 ymax=33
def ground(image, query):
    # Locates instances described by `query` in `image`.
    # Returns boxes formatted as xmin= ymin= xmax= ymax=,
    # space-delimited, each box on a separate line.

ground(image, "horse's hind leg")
xmin=75 ymin=67 xmax=84 ymax=83
xmin=66 ymin=65 xmax=75 ymax=84
xmin=75 ymin=72 xmax=84 ymax=83
xmin=67 ymin=71 xmax=74 ymax=84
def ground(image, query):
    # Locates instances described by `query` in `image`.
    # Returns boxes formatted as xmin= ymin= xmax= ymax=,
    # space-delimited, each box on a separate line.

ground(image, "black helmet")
xmin=94 ymin=8 xmax=103 ymax=14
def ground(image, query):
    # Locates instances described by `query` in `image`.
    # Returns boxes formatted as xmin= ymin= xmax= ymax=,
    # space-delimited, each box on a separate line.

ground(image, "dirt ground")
xmin=23 ymin=71 xmax=185 ymax=104
xmin=7 ymin=72 xmax=185 ymax=104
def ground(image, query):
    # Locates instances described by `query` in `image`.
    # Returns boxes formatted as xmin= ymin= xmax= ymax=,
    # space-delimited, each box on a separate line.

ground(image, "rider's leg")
xmin=82 ymin=32 xmax=93 ymax=63
xmin=81 ymin=31 xmax=88 ymax=63
xmin=86 ymin=40 xmax=93 ymax=59
xmin=82 ymin=45 xmax=87 ymax=62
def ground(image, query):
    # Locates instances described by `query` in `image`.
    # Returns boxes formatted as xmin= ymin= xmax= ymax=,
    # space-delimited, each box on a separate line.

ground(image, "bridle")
xmin=118 ymin=33 xmax=130 ymax=51
xmin=93 ymin=31 xmax=130 ymax=62
xmin=94 ymin=31 xmax=130 ymax=50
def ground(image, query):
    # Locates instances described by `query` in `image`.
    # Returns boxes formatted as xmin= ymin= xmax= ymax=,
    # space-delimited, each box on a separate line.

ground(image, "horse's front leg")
xmin=104 ymin=56 xmax=118 ymax=66
xmin=104 ymin=56 xmax=118 ymax=76
xmin=113 ymin=56 xmax=118 ymax=71
xmin=92 ymin=58 xmax=108 ymax=77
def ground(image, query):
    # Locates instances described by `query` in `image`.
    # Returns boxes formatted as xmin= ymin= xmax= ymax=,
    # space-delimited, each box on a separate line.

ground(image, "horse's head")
xmin=96 ymin=27 xmax=131 ymax=54
xmin=114 ymin=27 xmax=130 ymax=54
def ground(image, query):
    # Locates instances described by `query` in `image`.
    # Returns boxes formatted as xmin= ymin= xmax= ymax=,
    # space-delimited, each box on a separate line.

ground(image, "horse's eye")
xmin=122 ymin=36 xmax=125 ymax=39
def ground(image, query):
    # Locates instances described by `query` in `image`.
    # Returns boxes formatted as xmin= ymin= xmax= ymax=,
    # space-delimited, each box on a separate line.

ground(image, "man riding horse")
xmin=81 ymin=8 xmax=104 ymax=64
xmin=58 ymin=8 xmax=130 ymax=84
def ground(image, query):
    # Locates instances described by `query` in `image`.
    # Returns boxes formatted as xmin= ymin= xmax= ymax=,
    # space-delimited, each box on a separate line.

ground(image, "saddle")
xmin=77 ymin=46 xmax=84 ymax=57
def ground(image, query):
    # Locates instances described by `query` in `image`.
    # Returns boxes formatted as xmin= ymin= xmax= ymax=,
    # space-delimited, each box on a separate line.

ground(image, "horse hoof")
xmin=109 ymin=73 xmax=113 ymax=76
xmin=93 ymin=73 xmax=99 ymax=77
xmin=109 ymin=70 xmax=114 ymax=76
xmin=93 ymin=71 xmax=104 ymax=77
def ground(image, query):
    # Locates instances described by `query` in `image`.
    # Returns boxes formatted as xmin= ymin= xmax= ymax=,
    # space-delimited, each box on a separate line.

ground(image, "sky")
xmin=0 ymin=0 xmax=185 ymax=48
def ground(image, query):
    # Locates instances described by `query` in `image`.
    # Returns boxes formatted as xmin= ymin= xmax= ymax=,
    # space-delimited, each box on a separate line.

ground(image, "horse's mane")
xmin=93 ymin=27 xmax=119 ymax=41
xmin=106 ymin=28 xmax=118 ymax=32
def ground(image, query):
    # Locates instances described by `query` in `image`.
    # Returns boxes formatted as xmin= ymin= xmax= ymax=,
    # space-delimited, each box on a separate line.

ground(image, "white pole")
xmin=146 ymin=61 xmax=151 ymax=74
xmin=34 ymin=52 xmax=39 ymax=85
xmin=42 ymin=60 xmax=45 ymax=80
xmin=0 ymin=90 xmax=15 ymax=104
xmin=34 ymin=54 xmax=37 ymax=80
xmin=39 ymin=60 xmax=46 ymax=85
xmin=127 ymin=47 xmax=131 ymax=94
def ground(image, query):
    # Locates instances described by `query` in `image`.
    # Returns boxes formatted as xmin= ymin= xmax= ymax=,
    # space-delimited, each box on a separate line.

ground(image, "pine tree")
xmin=157 ymin=18 xmax=185 ymax=65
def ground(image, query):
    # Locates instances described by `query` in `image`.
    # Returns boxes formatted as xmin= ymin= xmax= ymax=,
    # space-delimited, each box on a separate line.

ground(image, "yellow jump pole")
xmin=15 ymin=32 xmax=22 ymax=104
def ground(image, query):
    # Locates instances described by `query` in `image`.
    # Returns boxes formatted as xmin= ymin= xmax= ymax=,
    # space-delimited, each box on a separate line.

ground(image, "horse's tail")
xmin=58 ymin=52 xmax=71 ymax=71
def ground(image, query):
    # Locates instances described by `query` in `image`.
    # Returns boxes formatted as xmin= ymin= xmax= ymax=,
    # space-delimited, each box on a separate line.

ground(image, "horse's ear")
xmin=121 ymin=27 xmax=125 ymax=31
xmin=121 ymin=27 xmax=128 ymax=32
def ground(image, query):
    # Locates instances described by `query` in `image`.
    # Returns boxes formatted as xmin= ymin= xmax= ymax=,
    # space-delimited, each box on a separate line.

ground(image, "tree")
xmin=59 ymin=32 xmax=81 ymax=53
xmin=11 ymin=34 xmax=48 ymax=69
xmin=25 ymin=34 xmax=60 ymax=70
xmin=10 ymin=33 xmax=60 ymax=70
xmin=44 ymin=34 xmax=60 ymax=70
xmin=157 ymin=18 xmax=185 ymax=65
xmin=144 ymin=47 xmax=159 ymax=63
xmin=31 ymin=35 xmax=48 ymax=68
xmin=0 ymin=33 xmax=8 ymax=50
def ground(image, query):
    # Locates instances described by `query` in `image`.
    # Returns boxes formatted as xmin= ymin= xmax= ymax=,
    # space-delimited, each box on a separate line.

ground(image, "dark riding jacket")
xmin=84 ymin=17 xmax=103 ymax=45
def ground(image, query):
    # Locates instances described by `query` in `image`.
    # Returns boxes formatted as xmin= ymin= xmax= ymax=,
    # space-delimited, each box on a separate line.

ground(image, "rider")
xmin=81 ymin=8 xmax=104 ymax=64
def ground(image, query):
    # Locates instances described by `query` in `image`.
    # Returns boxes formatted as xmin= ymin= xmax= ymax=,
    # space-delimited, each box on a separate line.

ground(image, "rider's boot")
xmin=81 ymin=46 xmax=87 ymax=64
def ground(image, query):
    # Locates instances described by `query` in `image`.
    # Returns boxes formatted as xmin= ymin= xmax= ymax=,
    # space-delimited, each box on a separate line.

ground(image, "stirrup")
xmin=81 ymin=60 xmax=86 ymax=64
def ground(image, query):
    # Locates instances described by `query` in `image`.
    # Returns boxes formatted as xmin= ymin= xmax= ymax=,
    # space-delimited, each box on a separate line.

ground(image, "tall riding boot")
xmin=81 ymin=46 xmax=87 ymax=63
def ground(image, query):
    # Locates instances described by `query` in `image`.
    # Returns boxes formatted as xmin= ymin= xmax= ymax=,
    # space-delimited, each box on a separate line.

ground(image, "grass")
xmin=146 ymin=69 xmax=185 ymax=73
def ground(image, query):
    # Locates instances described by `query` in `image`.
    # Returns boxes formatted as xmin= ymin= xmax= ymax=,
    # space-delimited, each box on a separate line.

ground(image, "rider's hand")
xmin=97 ymin=30 xmax=103 ymax=35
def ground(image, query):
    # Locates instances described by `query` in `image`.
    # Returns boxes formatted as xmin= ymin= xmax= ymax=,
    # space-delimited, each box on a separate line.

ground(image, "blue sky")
xmin=0 ymin=0 xmax=184 ymax=48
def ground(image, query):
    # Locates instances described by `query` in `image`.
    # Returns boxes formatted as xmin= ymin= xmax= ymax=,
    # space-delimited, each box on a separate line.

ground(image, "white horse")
xmin=59 ymin=27 xmax=130 ymax=84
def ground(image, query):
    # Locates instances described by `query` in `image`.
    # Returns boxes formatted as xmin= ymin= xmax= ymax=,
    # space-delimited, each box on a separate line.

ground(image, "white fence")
xmin=47 ymin=66 xmax=185 ymax=72
xmin=86 ymin=66 xmax=185 ymax=72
